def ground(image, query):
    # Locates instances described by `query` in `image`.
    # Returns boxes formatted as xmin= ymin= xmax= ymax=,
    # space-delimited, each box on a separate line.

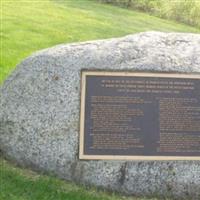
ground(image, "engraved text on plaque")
xmin=79 ymin=71 xmax=200 ymax=160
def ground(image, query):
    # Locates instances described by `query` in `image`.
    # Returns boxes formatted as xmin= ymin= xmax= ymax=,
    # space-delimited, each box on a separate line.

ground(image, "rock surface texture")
xmin=1 ymin=32 xmax=200 ymax=199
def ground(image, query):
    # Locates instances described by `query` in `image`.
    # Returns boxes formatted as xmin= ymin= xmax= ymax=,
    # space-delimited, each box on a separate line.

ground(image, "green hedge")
xmin=98 ymin=0 xmax=200 ymax=29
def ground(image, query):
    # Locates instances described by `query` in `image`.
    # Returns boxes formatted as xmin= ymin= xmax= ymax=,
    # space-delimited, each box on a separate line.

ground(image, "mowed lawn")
xmin=1 ymin=0 xmax=200 ymax=84
xmin=0 ymin=158 xmax=162 ymax=200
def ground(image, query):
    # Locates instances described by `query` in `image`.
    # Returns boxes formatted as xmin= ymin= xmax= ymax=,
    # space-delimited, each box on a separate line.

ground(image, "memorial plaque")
xmin=79 ymin=71 xmax=200 ymax=160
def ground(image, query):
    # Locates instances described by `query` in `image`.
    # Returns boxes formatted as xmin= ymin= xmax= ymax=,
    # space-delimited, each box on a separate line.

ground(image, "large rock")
xmin=1 ymin=32 xmax=200 ymax=199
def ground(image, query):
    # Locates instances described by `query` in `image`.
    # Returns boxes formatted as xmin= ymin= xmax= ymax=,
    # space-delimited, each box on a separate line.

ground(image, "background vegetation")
xmin=1 ymin=0 xmax=199 ymax=84
xmin=98 ymin=0 xmax=200 ymax=28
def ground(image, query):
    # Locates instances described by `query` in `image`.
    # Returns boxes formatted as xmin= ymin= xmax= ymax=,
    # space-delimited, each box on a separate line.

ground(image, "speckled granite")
xmin=1 ymin=32 xmax=200 ymax=199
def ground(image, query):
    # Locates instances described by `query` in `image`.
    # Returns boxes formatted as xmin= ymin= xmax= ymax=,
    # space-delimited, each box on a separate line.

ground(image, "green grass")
xmin=0 ymin=158 xmax=162 ymax=200
xmin=98 ymin=0 xmax=200 ymax=28
xmin=1 ymin=0 xmax=200 ymax=84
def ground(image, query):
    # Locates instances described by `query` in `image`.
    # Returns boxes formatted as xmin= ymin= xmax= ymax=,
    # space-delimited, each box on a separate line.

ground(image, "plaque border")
xmin=79 ymin=71 xmax=200 ymax=160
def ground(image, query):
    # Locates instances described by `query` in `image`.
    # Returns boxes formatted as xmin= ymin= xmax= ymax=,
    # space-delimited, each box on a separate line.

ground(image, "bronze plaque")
xmin=79 ymin=71 xmax=200 ymax=160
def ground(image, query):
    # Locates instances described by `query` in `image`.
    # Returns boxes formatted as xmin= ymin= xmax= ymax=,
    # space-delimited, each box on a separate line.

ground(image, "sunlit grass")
xmin=1 ymin=0 xmax=199 ymax=84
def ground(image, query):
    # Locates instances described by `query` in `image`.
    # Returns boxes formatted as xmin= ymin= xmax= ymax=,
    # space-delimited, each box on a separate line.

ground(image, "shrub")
xmin=97 ymin=0 xmax=200 ymax=28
